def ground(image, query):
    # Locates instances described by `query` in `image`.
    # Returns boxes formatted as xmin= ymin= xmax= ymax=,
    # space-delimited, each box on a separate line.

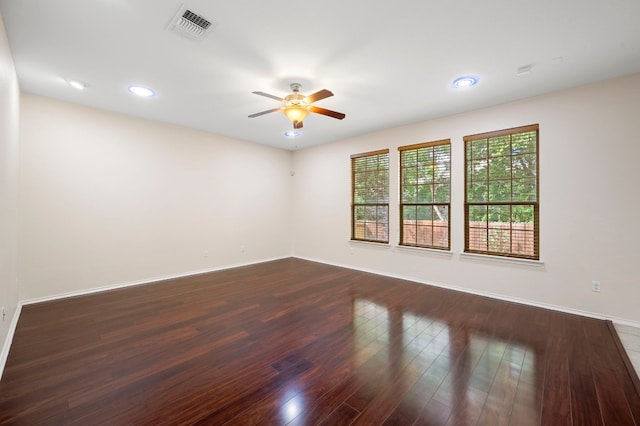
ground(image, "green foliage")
xmin=353 ymin=152 xmax=389 ymax=230
xmin=353 ymin=153 xmax=389 ymax=205
xmin=401 ymin=144 xmax=450 ymax=205
xmin=465 ymin=131 xmax=537 ymax=223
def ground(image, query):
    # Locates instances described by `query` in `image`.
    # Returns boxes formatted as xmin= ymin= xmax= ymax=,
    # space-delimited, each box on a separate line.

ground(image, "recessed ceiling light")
xmin=284 ymin=130 xmax=301 ymax=138
xmin=67 ymin=80 xmax=87 ymax=90
xmin=128 ymin=85 xmax=155 ymax=97
xmin=452 ymin=76 xmax=479 ymax=88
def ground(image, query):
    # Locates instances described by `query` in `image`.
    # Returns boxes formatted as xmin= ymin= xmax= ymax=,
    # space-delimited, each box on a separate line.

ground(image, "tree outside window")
xmin=399 ymin=140 xmax=451 ymax=250
xmin=351 ymin=150 xmax=389 ymax=243
xmin=464 ymin=125 xmax=539 ymax=259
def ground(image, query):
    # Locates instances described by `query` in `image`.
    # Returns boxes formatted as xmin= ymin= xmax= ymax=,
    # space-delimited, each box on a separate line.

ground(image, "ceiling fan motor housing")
xmin=284 ymin=92 xmax=308 ymax=107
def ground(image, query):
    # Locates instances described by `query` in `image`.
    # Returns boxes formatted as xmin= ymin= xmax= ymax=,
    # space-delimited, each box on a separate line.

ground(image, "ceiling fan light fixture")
xmin=283 ymin=106 xmax=310 ymax=122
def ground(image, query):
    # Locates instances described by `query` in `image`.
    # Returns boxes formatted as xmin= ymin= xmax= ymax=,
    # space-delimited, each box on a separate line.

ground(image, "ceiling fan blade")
xmin=309 ymin=106 xmax=346 ymax=120
xmin=305 ymin=89 xmax=333 ymax=104
xmin=248 ymin=107 xmax=282 ymax=118
xmin=293 ymin=120 xmax=303 ymax=129
xmin=252 ymin=91 xmax=284 ymax=102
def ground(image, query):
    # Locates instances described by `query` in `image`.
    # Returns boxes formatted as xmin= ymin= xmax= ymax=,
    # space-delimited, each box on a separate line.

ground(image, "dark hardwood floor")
xmin=1 ymin=258 xmax=639 ymax=425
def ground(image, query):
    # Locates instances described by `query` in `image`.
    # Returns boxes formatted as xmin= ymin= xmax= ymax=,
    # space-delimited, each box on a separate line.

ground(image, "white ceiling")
xmin=1 ymin=0 xmax=639 ymax=150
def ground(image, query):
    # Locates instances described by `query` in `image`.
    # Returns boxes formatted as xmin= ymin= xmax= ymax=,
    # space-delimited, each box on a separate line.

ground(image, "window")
xmin=399 ymin=140 xmax=451 ymax=250
xmin=351 ymin=149 xmax=389 ymax=243
xmin=464 ymin=124 xmax=539 ymax=259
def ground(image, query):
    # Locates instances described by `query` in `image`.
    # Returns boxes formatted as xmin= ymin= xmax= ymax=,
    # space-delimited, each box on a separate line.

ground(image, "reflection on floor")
xmin=616 ymin=323 xmax=640 ymax=377
xmin=352 ymin=298 xmax=541 ymax=424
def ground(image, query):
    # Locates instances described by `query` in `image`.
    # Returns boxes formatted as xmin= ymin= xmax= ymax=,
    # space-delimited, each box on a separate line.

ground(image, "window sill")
xmin=349 ymin=240 xmax=390 ymax=249
xmin=395 ymin=245 xmax=453 ymax=257
xmin=459 ymin=252 xmax=544 ymax=267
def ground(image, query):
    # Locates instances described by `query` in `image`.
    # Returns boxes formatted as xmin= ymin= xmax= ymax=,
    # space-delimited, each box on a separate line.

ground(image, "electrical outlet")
xmin=591 ymin=281 xmax=601 ymax=293
xmin=240 ymin=245 xmax=246 ymax=253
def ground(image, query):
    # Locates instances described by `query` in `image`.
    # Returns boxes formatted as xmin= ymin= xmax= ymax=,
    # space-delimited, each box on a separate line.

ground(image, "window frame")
xmin=351 ymin=149 xmax=390 ymax=244
xmin=398 ymin=139 xmax=451 ymax=251
xmin=463 ymin=124 xmax=539 ymax=260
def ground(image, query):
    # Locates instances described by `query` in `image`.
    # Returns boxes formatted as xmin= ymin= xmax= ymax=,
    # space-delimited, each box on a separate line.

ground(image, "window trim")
xmin=463 ymin=124 xmax=539 ymax=260
xmin=351 ymin=149 xmax=390 ymax=244
xmin=398 ymin=139 xmax=451 ymax=251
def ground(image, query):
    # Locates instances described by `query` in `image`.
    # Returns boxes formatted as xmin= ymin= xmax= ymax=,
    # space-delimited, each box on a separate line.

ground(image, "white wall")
xmin=292 ymin=73 xmax=640 ymax=324
xmin=19 ymin=95 xmax=294 ymax=300
xmin=0 ymin=11 xmax=20 ymax=361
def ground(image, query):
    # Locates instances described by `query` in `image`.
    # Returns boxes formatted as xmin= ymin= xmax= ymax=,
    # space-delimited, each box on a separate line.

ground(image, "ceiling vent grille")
xmin=168 ymin=6 xmax=214 ymax=40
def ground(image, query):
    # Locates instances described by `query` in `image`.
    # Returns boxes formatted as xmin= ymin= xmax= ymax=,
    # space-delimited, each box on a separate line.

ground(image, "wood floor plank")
xmin=540 ymin=336 xmax=573 ymax=425
xmin=319 ymin=403 xmax=360 ymax=426
xmin=0 ymin=258 xmax=638 ymax=424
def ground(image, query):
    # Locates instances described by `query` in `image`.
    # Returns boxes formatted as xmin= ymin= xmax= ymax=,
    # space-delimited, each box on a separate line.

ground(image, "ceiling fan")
xmin=248 ymin=83 xmax=346 ymax=129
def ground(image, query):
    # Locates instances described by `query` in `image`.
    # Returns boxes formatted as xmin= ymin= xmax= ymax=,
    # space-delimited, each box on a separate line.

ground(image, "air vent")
xmin=168 ymin=6 xmax=214 ymax=40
